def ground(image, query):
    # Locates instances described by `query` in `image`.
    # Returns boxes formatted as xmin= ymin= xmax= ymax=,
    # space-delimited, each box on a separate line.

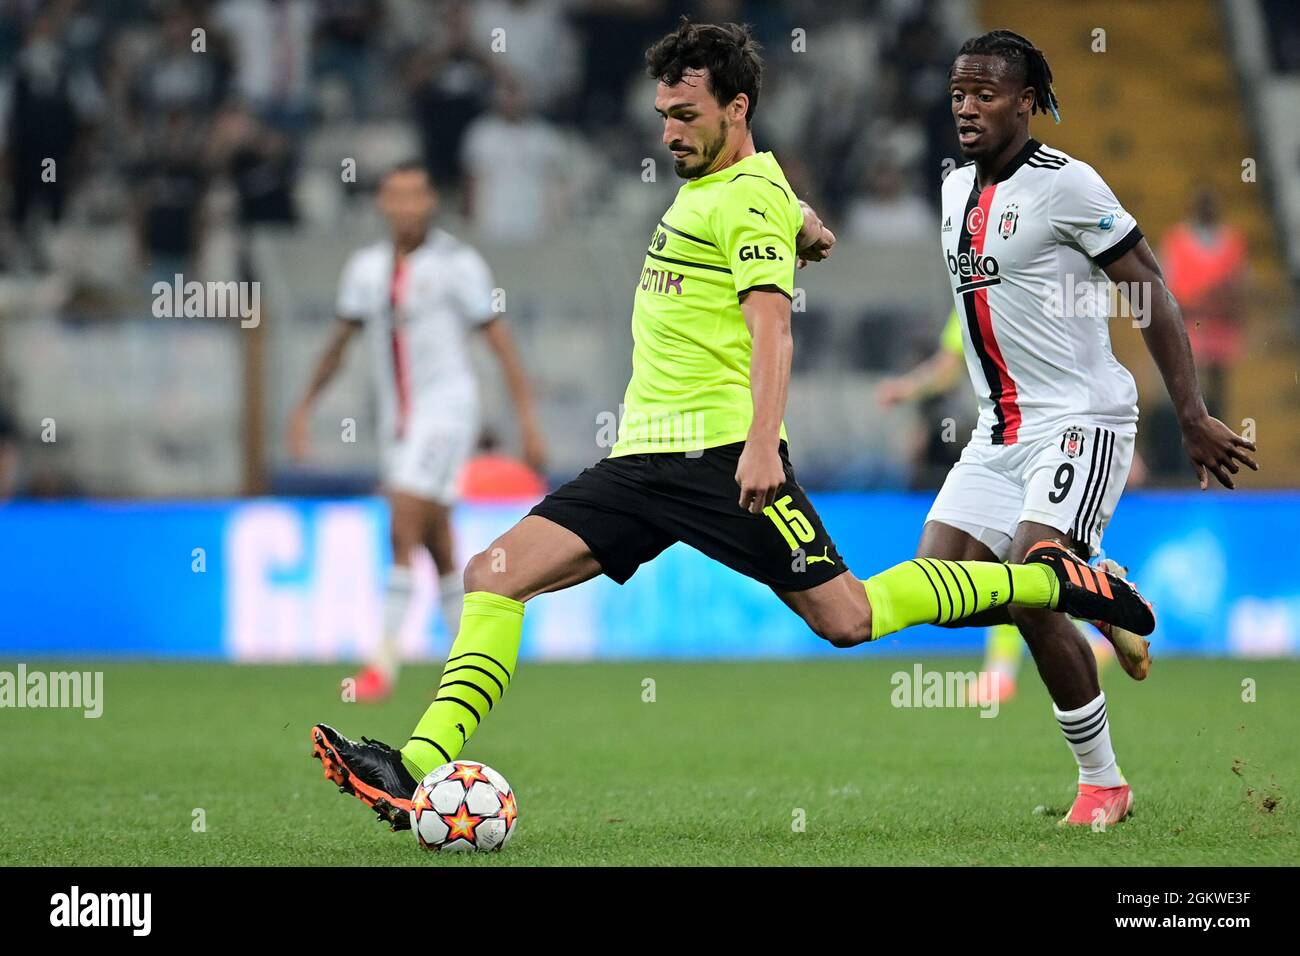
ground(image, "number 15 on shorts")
xmin=763 ymin=494 xmax=815 ymax=551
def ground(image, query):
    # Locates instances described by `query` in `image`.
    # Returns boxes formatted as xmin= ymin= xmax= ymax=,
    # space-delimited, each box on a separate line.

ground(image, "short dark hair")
xmin=645 ymin=19 xmax=763 ymax=124
xmin=955 ymin=30 xmax=1060 ymax=121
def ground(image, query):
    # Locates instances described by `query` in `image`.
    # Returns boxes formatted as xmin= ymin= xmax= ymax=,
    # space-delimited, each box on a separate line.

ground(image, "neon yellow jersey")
xmin=610 ymin=150 xmax=800 ymax=457
xmin=940 ymin=307 xmax=963 ymax=356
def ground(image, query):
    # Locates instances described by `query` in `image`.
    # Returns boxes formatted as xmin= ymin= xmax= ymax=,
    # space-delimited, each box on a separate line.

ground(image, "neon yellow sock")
xmin=863 ymin=558 xmax=1059 ymax=640
xmin=400 ymin=591 xmax=523 ymax=779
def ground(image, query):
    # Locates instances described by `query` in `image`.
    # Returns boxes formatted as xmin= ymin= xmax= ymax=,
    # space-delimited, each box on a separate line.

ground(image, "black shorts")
xmin=528 ymin=441 xmax=848 ymax=591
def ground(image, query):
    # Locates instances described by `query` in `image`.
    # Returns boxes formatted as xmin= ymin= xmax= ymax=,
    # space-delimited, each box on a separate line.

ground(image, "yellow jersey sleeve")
xmin=711 ymin=172 xmax=799 ymax=300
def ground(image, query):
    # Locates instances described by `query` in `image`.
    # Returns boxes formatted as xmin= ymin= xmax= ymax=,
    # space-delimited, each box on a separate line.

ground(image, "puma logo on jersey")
xmin=807 ymin=546 xmax=833 ymax=565
xmin=748 ymin=207 xmax=768 ymax=221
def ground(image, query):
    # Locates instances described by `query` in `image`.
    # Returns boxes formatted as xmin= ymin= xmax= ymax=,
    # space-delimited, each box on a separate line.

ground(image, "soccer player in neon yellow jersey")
xmin=310 ymin=20 xmax=1155 ymax=830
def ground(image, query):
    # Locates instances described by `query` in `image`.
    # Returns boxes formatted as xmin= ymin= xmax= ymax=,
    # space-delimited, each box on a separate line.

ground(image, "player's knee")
xmin=812 ymin=615 xmax=871 ymax=649
xmin=462 ymin=549 xmax=498 ymax=594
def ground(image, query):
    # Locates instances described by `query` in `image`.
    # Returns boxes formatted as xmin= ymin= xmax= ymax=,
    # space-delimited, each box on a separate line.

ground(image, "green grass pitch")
xmin=3 ymin=657 xmax=1294 ymax=866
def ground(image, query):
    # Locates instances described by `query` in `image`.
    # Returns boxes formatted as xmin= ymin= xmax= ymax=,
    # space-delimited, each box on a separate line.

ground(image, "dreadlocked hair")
xmin=957 ymin=30 xmax=1060 ymax=123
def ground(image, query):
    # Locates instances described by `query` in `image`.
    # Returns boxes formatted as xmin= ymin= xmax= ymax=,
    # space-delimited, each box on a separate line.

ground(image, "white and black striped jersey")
xmin=335 ymin=228 xmax=497 ymax=439
xmin=939 ymin=139 xmax=1142 ymax=445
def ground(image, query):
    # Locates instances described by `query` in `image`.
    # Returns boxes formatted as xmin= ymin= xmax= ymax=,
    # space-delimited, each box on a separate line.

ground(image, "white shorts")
xmin=926 ymin=422 xmax=1135 ymax=560
xmin=382 ymin=415 xmax=477 ymax=505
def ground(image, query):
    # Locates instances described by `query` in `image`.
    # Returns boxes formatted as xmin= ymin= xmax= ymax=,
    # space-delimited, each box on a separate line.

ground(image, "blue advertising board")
xmin=0 ymin=493 xmax=1291 ymax=660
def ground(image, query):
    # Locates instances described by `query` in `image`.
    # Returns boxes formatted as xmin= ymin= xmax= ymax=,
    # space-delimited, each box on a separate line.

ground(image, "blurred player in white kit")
xmin=289 ymin=160 xmax=546 ymax=701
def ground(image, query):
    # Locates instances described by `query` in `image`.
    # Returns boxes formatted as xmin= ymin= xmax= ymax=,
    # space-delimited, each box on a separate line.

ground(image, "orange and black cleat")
xmin=311 ymin=723 xmax=418 ymax=830
xmin=1025 ymin=540 xmax=1156 ymax=637
xmin=1091 ymin=558 xmax=1152 ymax=680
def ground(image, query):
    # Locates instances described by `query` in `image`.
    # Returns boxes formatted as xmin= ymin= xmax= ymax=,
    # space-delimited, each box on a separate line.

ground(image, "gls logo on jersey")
xmin=739 ymin=244 xmax=783 ymax=262
xmin=946 ymin=249 xmax=1001 ymax=294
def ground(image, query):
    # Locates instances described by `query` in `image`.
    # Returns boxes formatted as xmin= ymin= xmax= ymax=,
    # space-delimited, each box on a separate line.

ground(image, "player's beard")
xmin=674 ymin=118 xmax=729 ymax=179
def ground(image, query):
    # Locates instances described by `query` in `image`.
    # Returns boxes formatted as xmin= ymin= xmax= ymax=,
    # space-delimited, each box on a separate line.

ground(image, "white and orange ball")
xmin=409 ymin=760 xmax=518 ymax=852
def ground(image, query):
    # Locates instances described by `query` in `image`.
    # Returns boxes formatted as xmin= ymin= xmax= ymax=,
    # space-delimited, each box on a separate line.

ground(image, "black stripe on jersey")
xmin=1071 ymin=427 xmax=1104 ymax=541
xmin=955 ymin=277 xmax=1001 ymax=294
xmin=645 ymin=250 xmax=732 ymax=274
xmin=1026 ymin=150 xmax=1068 ymax=169
xmin=658 ymin=218 xmax=716 ymax=248
xmin=737 ymin=283 xmax=792 ymax=301
xmin=956 ymin=179 xmax=1011 ymax=444
xmin=1092 ymin=224 xmax=1144 ymax=268
xmin=727 ymin=172 xmax=791 ymax=202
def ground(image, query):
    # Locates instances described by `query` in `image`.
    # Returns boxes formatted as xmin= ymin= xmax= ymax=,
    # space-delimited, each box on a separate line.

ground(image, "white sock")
xmin=375 ymin=564 xmax=415 ymax=681
xmin=438 ymin=570 xmax=464 ymax=643
xmin=1053 ymin=692 xmax=1124 ymax=788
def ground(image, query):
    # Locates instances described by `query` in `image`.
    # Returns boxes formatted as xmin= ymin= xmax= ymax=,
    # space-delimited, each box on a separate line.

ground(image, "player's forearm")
xmin=909 ymin=350 xmax=964 ymax=399
xmin=745 ymin=309 xmax=793 ymax=444
xmin=1139 ymin=284 xmax=1207 ymax=425
xmin=499 ymin=348 xmax=540 ymax=431
xmin=484 ymin=320 xmax=540 ymax=428
xmin=296 ymin=337 xmax=348 ymax=412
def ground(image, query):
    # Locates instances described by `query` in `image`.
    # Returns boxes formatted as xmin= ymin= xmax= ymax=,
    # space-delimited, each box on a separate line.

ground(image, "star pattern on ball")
xmin=442 ymin=803 xmax=485 ymax=843
xmin=447 ymin=762 xmax=490 ymax=789
xmin=410 ymin=786 xmax=435 ymax=823
xmin=498 ymin=790 xmax=518 ymax=830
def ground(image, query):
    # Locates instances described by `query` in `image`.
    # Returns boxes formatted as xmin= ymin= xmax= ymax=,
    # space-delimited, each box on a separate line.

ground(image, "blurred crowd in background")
xmin=0 ymin=0 xmax=1295 ymax=499
xmin=0 ymin=0 xmax=968 ymax=269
